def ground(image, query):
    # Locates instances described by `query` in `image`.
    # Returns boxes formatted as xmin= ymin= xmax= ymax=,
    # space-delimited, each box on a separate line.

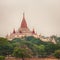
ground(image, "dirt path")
xmin=5 ymin=57 xmax=59 ymax=60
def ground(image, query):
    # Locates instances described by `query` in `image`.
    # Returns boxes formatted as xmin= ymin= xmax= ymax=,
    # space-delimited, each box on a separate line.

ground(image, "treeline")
xmin=0 ymin=36 xmax=60 ymax=60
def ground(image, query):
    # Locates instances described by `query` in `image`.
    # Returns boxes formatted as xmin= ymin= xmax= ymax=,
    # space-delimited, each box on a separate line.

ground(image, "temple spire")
xmin=32 ymin=28 xmax=35 ymax=34
xmin=23 ymin=12 xmax=25 ymax=18
xmin=20 ymin=12 xmax=28 ymax=28
xmin=13 ymin=28 xmax=16 ymax=34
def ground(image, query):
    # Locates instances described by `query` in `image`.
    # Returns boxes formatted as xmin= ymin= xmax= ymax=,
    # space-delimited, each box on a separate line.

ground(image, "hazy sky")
xmin=0 ymin=0 xmax=60 ymax=37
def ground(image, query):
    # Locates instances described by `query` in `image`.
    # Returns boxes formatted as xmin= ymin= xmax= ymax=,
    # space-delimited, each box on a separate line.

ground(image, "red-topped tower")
xmin=20 ymin=13 xmax=28 ymax=28
xmin=13 ymin=29 xmax=16 ymax=34
xmin=18 ymin=13 xmax=31 ymax=33
xmin=32 ymin=28 xmax=36 ymax=34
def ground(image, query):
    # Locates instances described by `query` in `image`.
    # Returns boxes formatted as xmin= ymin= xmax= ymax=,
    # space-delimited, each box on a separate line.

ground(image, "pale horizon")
xmin=0 ymin=0 xmax=60 ymax=37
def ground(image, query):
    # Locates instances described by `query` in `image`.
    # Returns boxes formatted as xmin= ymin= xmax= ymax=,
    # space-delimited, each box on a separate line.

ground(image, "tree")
xmin=45 ymin=43 xmax=57 ymax=56
xmin=13 ymin=47 xmax=32 ymax=60
xmin=0 ymin=37 xmax=8 ymax=46
xmin=54 ymin=50 xmax=60 ymax=58
xmin=0 ymin=37 xmax=13 ymax=56
xmin=0 ymin=56 xmax=5 ymax=60
xmin=38 ymin=45 xmax=46 ymax=57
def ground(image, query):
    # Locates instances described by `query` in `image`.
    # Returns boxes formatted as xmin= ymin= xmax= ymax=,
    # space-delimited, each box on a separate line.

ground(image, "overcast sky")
xmin=0 ymin=0 xmax=60 ymax=37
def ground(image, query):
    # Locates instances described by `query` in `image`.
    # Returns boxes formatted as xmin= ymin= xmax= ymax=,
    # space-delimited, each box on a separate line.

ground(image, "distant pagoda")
xmin=18 ymin=13 xmax=31 ymax=34
xmin=6 ymin=13 xmax=38 ymax=40
xmin=6 ymin=13 xmax=56 ymax=44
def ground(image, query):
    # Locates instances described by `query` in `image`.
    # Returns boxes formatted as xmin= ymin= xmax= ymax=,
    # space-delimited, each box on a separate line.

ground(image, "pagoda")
xmin=6 ymin=13 xmax=38 ymax=40
xmin=6 ymin=13 xmax=56 ymax=44
xmin=18 ymin=13 xmax=31 ymax=34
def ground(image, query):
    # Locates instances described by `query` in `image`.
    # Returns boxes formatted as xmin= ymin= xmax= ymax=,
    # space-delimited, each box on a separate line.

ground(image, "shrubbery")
xmin=0 ymin=56 xmax=5 ymax=60
xmin=0 ymin=36 xmax=60 ymax=59
xmin=54 ymin=50 xmax=60 ymax=58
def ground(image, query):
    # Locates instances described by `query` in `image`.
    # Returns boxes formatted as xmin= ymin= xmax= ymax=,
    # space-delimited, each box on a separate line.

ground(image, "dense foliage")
xmin=54 ymin=50 xmax=60 ymax=58
xmin=0 ymin=36 xmax=60 ymax=60
xmin=0 ymin=56 xmax=5 ymax=60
